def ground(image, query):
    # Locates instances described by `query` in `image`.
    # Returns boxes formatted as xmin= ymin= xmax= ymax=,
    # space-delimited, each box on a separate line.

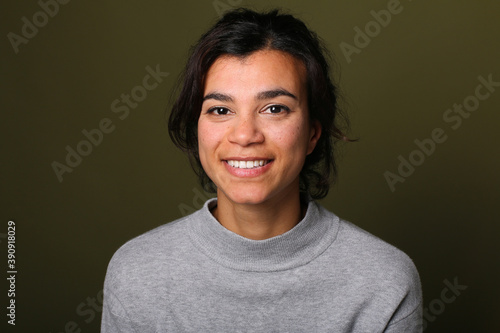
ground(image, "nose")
xmin=227 ymin=114 xmax=264 ymax=146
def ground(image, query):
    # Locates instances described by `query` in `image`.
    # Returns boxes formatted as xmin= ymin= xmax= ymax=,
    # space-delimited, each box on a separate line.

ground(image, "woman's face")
xmin=198 ymin=49 xmax=321 ymax=206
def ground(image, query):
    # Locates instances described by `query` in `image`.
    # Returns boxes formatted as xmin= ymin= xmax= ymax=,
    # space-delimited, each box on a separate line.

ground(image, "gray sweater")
xmin=101 ymin=199 xmax=422 ymax=332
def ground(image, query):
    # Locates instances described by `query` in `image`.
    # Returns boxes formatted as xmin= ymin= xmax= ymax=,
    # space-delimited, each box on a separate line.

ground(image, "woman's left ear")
xmin=307 ymin=120 xmax=322 ymax=155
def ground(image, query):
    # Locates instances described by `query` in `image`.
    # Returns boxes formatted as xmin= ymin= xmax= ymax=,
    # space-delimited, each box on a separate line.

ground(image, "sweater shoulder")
xmin=115 ymin=214 xmax=189 ymax=257
xmin=331 ymin=218 xmax=422 ymax=316
xmin=104 ymin=212 xmax=196 ymax=288
xmin=314 ymin=204 xmax=421 ymax=294
xmin=334 ymin=219 xmax=422 ymax=325
xmin=336 ymin=218 xmax=418 ymax=274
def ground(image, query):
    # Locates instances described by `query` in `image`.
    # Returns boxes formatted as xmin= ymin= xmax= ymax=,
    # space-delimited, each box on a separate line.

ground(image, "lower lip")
xmin=224 ymin=160 xmax=273 ymax=177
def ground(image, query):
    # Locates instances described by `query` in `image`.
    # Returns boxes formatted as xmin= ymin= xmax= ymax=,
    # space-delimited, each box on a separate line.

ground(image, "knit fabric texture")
xmin=101 ymin=199 xmax=422 ymax=332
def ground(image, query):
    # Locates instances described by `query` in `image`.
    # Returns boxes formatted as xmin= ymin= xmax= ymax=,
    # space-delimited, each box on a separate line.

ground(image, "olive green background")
xmin=1 ymin=0 xmax=499 ymax=331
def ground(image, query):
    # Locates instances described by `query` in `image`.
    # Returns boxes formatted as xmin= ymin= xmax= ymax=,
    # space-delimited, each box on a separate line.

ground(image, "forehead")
xmin=204 ymin=50 xmax=307 ymax=97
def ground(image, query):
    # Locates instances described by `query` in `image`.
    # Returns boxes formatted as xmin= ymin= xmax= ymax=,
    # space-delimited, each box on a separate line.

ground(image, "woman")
xmin=102 ymin=9 xmax=422 ymax=332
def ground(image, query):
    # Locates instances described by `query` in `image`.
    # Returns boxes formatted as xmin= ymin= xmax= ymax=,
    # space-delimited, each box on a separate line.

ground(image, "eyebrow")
xmin=202 ymin=89 xmax=297 ymax=102
xmin=256 ymin=89 xmax=297 ymax=100
xmin=203 ymin=92 xmax=233 ymax=102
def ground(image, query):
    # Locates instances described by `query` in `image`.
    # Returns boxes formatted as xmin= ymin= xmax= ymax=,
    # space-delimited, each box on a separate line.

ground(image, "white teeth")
xmin=227 ymin=160 xmax=269 ymax=169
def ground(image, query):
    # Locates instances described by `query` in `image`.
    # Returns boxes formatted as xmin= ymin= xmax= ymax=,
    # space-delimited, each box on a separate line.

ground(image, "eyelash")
xmin=207 ymin=107 xmax=231 ymax=115
xmin=262 ymin=104 xmax=291 ymax=114
xmin=206 ymin=104 xmax=290 ymax=115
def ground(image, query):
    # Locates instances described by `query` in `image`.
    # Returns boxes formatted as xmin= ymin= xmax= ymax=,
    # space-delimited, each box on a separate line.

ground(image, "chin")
xmin=218 ymin=187 xmax=273 ymax=206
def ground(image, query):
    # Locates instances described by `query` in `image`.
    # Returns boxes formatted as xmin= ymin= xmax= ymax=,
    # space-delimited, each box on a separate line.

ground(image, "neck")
xmin=212 ymin=189 xmax=304 ymax=240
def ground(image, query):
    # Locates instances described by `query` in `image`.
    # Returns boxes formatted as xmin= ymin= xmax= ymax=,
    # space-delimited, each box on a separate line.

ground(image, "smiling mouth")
xmin=225 ymin=160 xmax=272 ymax=169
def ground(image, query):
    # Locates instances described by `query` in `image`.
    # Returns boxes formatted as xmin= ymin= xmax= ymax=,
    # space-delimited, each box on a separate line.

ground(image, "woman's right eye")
xmin=208 ymin=107 xmax=230 ymax=115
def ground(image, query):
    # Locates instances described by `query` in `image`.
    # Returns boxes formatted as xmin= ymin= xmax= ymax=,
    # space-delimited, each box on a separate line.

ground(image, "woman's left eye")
xmin=262 ymin=105 xmax=290 ymax=114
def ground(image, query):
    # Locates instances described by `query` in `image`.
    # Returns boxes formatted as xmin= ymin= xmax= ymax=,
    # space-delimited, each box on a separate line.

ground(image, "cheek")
xmin=197 ymin=121 xmax=221 ymax=166
xmin=197 ymin=123 xmax=210 ymax=163
xmin=272 ymin=121 xmax=311 ymax=154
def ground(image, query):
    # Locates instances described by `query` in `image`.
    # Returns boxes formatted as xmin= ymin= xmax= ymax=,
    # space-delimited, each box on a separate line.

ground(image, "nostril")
xmin=228 ymin=121 xmax=264 ymax=145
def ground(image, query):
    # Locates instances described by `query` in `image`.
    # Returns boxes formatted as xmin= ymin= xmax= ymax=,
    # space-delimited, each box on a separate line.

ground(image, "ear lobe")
xmin=307 ymin=120 xmax=322 ymax=155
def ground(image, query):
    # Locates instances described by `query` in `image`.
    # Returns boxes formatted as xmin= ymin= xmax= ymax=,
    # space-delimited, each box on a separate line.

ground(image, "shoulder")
xmin=323 ymin=212 xmax=422 ymax=324
xmin=104 ymin=212 xmax=197 ymax=290
xmin=101 ymin=211 xmax=204 ymax=326
xmin=333 ymin=217 xmax=421 ymax=289
xmin=115 ymin=215 xmax=188 ymax=257
xmin=339 ymin=219 xmax=417 ymax=272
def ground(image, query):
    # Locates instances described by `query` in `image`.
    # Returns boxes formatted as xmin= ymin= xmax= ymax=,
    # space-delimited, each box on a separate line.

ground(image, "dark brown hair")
xmin=168 ymin=8 xmax=349 ymax=199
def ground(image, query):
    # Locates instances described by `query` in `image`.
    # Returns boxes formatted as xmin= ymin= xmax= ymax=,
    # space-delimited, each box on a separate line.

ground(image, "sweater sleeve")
xmin=101 ymin=284 xmax=138 ymax=333
xmin=100 ymin=244 xmax=141 ymax=333
xmin=384 ymin=301 xmax=423 ymax=333
xmin=383 ymin=257 xmax=423 ymax=333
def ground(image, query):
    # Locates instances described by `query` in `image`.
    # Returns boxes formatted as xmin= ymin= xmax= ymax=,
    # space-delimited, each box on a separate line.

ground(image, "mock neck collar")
xmin=188 ymin=198 xmax=340 ymax=272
